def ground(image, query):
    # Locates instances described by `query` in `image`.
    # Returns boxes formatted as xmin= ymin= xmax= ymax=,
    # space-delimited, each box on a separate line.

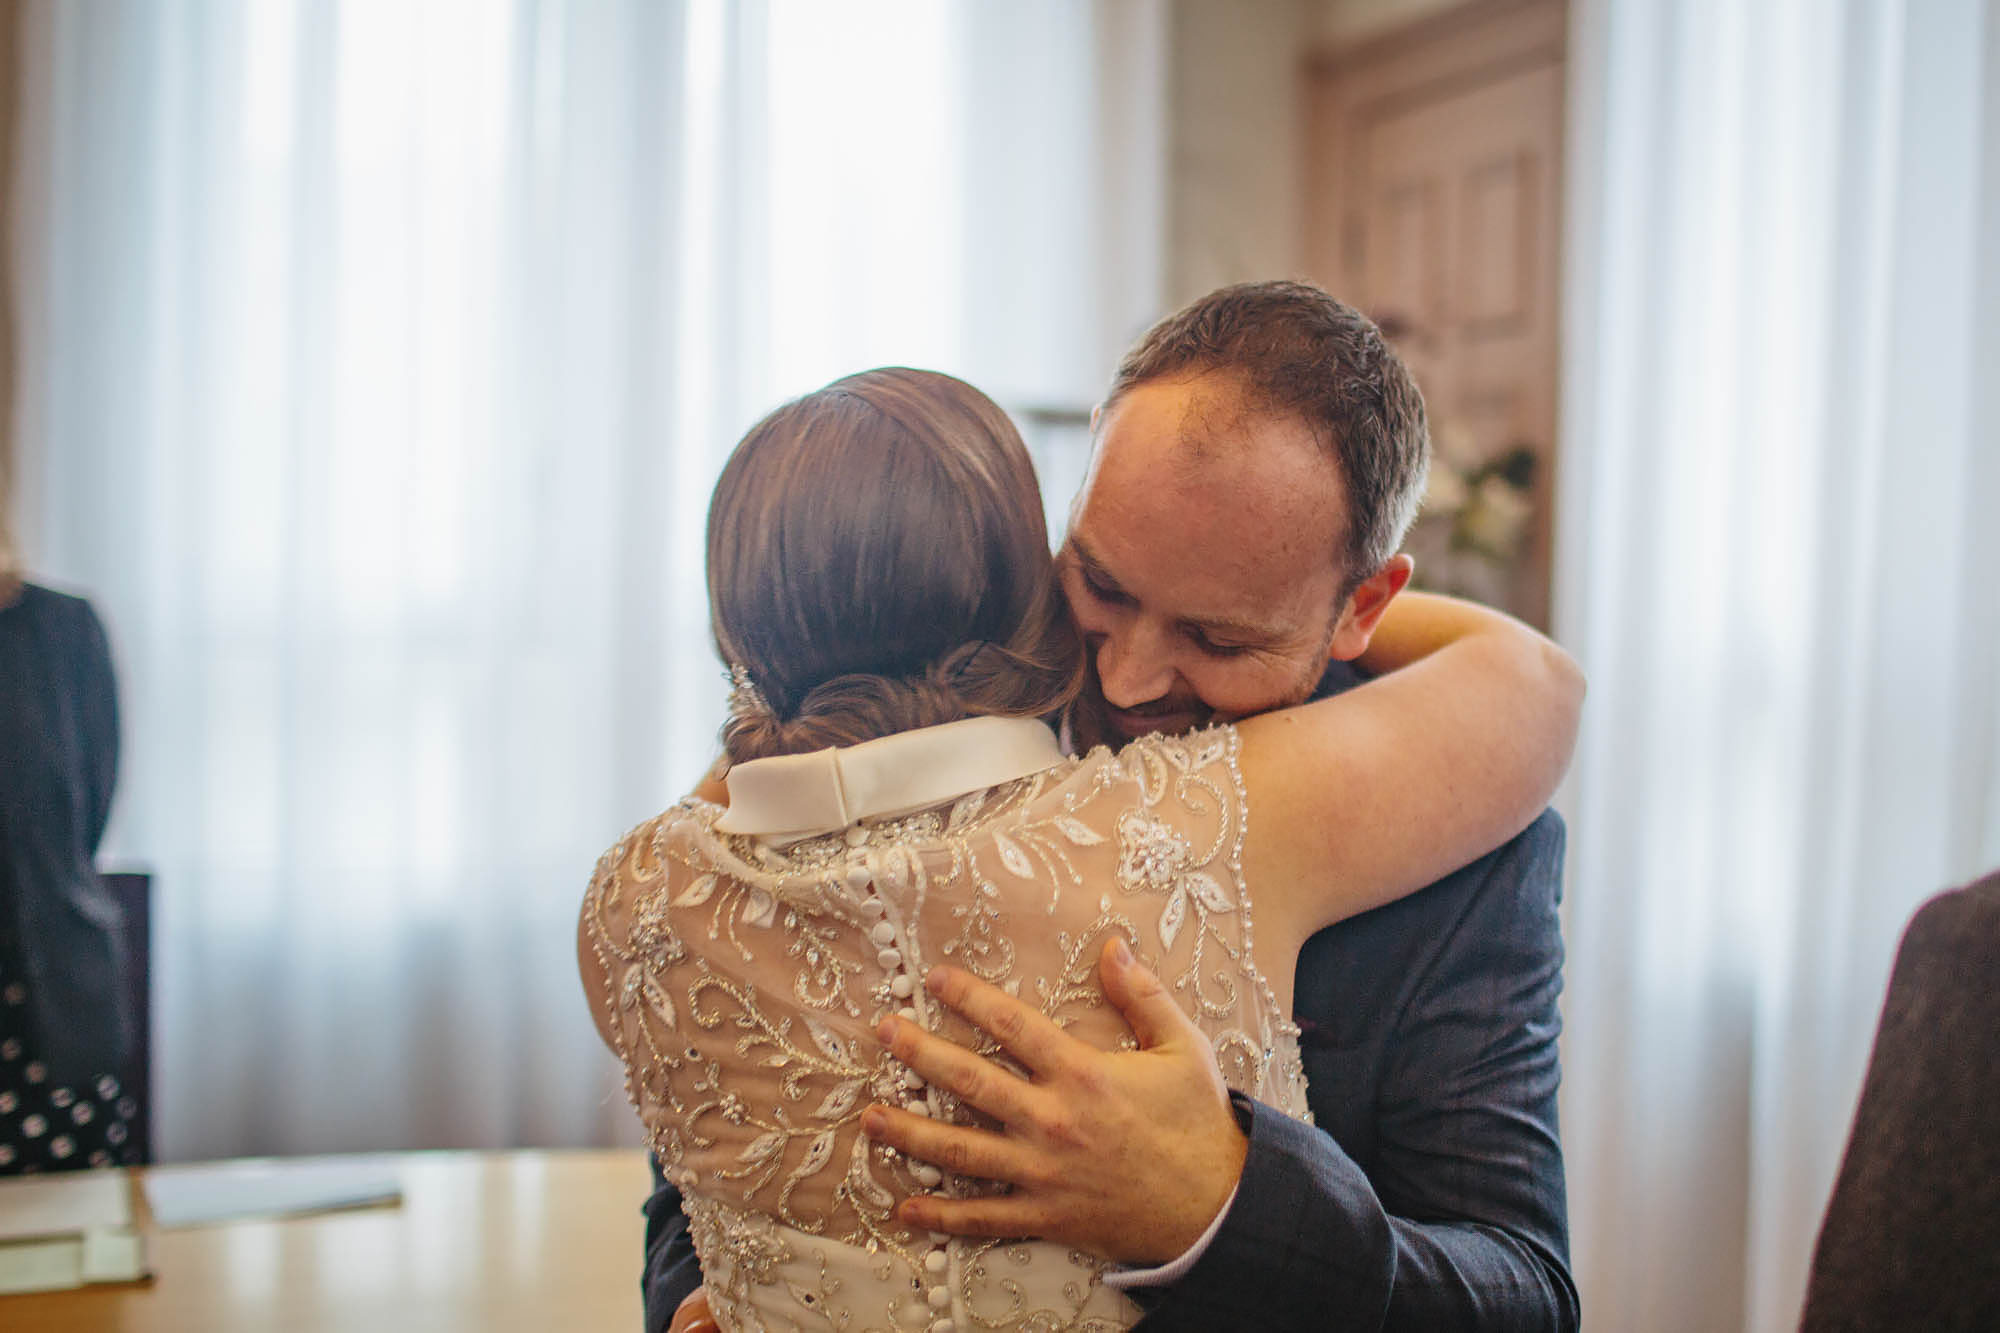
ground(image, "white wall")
xmin=1159 ymin=0 xmax=1486 ymax=311
xmin=1163 ymin=0 xmax=1310 ymax=307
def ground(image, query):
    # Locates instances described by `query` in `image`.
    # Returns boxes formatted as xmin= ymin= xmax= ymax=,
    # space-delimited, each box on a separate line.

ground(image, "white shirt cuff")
xmin=1099 ymin=1184 xmax=1237 ymax=1290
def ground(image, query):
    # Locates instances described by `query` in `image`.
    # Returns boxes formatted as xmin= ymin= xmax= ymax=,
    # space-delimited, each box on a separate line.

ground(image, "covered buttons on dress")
xmin=848 ymin=831 xmax=958 ymax=1331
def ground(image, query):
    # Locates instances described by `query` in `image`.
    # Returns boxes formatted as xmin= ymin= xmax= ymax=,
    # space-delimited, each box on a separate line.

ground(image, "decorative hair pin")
xmin=727 ymin=663 xmax=771 ymax=717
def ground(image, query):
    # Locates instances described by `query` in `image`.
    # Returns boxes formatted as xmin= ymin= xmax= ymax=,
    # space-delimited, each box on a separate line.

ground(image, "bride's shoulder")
xmin=1013 ymin=725 xmax=1245 ymax=839
xmin=587 ymin=800 xmax=719 ymax=894
xmin=1066 ymin=723 xmax=1243 ymax=785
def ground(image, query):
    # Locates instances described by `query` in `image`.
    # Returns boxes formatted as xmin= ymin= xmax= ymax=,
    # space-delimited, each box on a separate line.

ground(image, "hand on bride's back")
xmin=863 ymin=938 xmax=1249 ymax=1265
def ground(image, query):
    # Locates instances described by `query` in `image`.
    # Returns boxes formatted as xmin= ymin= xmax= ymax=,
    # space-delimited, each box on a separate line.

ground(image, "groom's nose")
xmin=1095 ymin=623 xmax=1177 ymax=710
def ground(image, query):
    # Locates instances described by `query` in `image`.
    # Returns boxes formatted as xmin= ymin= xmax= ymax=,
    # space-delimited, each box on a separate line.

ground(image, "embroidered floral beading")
xmin=582 ymin=726 xmax=1307 ymax=1331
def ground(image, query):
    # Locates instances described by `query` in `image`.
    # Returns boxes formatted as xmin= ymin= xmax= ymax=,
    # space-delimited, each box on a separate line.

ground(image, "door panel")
xmin=1305 ymin=1 xmax=1566 ymax=626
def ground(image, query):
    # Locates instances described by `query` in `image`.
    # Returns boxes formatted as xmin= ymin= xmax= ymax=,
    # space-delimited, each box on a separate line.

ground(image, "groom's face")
xmin=1057 ymin=373 xmax=1357 ymax=742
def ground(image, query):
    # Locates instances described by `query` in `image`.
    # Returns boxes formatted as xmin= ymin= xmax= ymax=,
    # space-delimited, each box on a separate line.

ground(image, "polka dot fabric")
xmin=0 ymin=959 xmax=139 ymax=1174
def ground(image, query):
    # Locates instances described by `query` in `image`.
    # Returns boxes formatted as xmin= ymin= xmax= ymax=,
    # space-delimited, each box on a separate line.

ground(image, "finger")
xmin=897 ymin=1189 xmax=1049 ymax=1240
xmin=668 ymin=1288 xmax=719 ymax=1333
xmin=923 ymin=964 xmax=1086 ymax=1078
xmin=1098 ymin=936 xmax=1197 ymax=1051
xmin=877 ymin=1015 xmax=1045 ymax=1125
xmin=861 ymin=1103 xmax=1042 ymax=1186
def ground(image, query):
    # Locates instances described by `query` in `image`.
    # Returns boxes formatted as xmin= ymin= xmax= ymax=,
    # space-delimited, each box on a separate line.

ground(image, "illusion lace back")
xmin=581 ymin=725 xmax=1310 ymax=1332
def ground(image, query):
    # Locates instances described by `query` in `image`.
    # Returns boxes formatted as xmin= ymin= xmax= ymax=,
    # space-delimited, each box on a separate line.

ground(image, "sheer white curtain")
xmin=1556 ymin=1 xmax=2000 ymax=1329
xmin=8 ymin=0 xmax=1163 ymax=1160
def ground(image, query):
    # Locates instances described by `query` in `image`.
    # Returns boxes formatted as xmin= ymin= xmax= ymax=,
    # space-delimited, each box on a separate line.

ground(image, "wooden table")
xmin=3 ymin=1150 xmax=654 ymax=1332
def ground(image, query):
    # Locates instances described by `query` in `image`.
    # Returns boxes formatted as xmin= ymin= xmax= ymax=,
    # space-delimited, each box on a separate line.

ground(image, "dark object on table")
xmin=1798 ymin=870 xmax=2000 ymax=1332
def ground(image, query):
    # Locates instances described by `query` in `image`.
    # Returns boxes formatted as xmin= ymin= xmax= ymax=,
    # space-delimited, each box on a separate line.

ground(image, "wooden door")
xmin=1304 ymin=0 xmax=1566 ymax=626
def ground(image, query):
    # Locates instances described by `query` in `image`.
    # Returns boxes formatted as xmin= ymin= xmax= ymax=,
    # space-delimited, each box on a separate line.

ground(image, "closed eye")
xmin=1078 ymin=568 xmax=1135 ymax=608
xmin=1187 ymin=627 xmax=1256 ymax=657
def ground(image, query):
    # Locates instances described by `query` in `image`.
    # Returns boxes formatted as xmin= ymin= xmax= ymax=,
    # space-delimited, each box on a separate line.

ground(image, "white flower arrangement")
xmin=1406 ymin=423 xmax=1539 ymax=607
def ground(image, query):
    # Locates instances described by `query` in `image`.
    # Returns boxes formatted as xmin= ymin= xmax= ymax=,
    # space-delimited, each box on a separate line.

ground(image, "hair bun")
xmin=723 ymin=665 xmax=971 ymax=764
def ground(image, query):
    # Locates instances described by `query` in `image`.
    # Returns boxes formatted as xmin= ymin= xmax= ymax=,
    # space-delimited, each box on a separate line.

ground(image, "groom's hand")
xmin=667 ymin=1286 xmax=718 ymax=1333
xmin=861 ymin=938 xmax=1248 ymax=1265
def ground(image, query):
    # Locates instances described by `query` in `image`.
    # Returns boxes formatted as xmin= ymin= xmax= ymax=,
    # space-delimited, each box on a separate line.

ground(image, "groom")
xmin=648 ymin=281 xmax=1578 ymax=1331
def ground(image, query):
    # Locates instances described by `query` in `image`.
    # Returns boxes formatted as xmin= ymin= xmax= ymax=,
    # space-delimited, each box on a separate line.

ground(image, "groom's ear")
xmin=1327 ymin=554 xmax=1414 ymax=662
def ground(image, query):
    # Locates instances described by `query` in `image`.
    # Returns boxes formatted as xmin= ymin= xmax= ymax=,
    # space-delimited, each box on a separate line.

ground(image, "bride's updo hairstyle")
xmin=708 ymin=367 xmax=1085 ymax=763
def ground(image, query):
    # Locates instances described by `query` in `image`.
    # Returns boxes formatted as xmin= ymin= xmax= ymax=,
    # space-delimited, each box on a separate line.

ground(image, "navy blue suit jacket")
xmin=638 ymin=668 xmax=1578 ymax=1330
xmin=1126 ymin=805 xmax=1576 ymax=1330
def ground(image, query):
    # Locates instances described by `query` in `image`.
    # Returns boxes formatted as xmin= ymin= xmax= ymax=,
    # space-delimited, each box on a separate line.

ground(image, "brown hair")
xmin=708 ymin=367 xmax=1084 ymax=763
xmin=1106 ymin=280 xmax=1429 ymax=591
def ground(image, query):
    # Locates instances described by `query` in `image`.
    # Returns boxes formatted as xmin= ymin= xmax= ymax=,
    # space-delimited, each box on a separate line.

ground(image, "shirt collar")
xmin=714 ymin=715 xmax=1065 ymax=840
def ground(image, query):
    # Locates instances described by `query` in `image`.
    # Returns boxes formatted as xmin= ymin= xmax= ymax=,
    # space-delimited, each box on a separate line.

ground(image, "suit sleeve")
xmin=641 ymin=1156 xmax=706 ymax=1333
xmin=1130 ymin=811 xmax=1579 ymax=1332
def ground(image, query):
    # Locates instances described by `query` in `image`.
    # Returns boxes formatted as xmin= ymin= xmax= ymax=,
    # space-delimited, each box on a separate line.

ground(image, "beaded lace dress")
xmin=581 ymin=717 xmax=1310 ymax=1332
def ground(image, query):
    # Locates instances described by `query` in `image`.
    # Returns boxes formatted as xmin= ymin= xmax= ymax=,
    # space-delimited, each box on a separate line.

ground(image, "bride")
xmin=579 ymin=366 xmax=1580 ymax=1331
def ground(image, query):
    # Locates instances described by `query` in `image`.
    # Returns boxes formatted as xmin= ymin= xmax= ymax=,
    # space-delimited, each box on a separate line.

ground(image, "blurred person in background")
xmin=0 ymin=500 xmax=140 ymax=1172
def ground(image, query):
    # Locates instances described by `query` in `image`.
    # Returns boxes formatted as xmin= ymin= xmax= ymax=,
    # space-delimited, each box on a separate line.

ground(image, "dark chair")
xmin=103 ymin=870 xmax=153 ymax=1165
xmin=1798 ymin=869 xmax=1999 ymax=1332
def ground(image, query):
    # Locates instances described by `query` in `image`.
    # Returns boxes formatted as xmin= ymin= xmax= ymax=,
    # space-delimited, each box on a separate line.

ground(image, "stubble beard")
xmin=1066 ymin=629 xmax=1334 ymax=754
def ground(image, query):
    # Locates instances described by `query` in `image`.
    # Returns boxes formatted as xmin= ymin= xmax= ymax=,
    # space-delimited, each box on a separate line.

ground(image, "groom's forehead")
xmin=1102 ymin=370 xmax=1263 ymax=458
xmin=1092 ymin=376 xmax=1341 ymax=499
xmin=1078 ymin=387 xmax=1346 ymax=567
